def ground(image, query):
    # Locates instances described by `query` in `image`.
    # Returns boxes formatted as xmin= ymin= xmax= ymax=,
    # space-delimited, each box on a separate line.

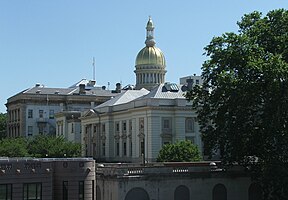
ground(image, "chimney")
xmin=79 ymin=84 xmax=86 ymax=94
xmin=88 ymin=80 xmax=96 ymax=87
xmin=186 ymin=79 xmax=194 ymax=90
xmin=116 ymin=83 xmax=121 ymax=93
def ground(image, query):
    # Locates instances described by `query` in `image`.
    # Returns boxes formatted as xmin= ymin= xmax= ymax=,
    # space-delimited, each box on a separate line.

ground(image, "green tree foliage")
xmin=157 ymin=140 xmax=202 ymax=162
xmin=27 ymin=135 xmax=81 ymax=158
xmin=186 ymin=9 xmax=288 ymax=199
xmin=0 ymin=113 xmax=7 ymax=139
xmin=0 ymin=135 xmax=81 ymax=158
xmin=0 ymin=137 xmax=29 ymax=157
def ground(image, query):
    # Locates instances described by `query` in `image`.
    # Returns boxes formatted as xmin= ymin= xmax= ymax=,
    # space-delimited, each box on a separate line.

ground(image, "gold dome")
xmin=136 ymin=46 xmax=166 ymax=66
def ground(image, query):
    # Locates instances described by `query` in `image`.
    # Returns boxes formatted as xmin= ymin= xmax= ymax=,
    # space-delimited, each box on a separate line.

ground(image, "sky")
xmin=0 ymin=0 xmax=287 ymax=113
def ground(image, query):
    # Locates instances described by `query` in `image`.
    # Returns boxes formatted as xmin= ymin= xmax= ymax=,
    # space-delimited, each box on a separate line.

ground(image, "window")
xmin=163 ymin=119 xmax=169 ymax=129
xmin=49 ymin=110 xmax=54 ymax=119
xmin=28 ymin=109 xmax=33 ymax=119
xmin=23 ymin=183 xmax=42 ymax=200
xmin=123 ymin=142 xmax=127 ymax=156
xmin=116 ymin=142 xmax=120 ymax=156
xmin=92 ymin=180 xmax=95 ymax=200
xmin=122 ymin=121 xmax=127 ymax=132
xmin=102 ymin=142 xmax=105 ymax=156
xmin=39 ymin=110 xmax=43 ymax=118
xmin=28 ymin=126 xmax=33 ymax=137
xmin=130 ymin=141 xmax=132 ymax=156
xmin=71 ymin=123 xmax=74 ymax=133
xmin=162 ymin=118 xmax=171 ymax=130
xmin=140 ymin=140 xmax=145 ymax=155
xmin=115 ymin=122 xmax=119 ymax=132
xmin=174 ymin=185 xmax=190 ymax=200
xmin=0 ymin=184 xmax=12 ymax=200
xmin=139 ymin=118 xmax=144 ymax=130
xmin=102 ymin=124 xmax=105 ymax=133
xmin=63 ymin=181 xmax=68 ymax=200
xmin=78 ymin=181 xmax=84 ymax=200
xmin=212 ymin=184 xmax=227 ymax=200
xmin=129 ymin=120 xmax=132 ymax=132
xmin=185 ymin=118 xmax=194 ymax=133
xmin=17 ymin=110 xmax=19 ymax=121
xmin=196 ymin=79 xmax=200 ymax=85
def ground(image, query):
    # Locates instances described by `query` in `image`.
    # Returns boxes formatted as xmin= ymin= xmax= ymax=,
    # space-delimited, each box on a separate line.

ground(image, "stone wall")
xmin=96 ymin=162 xmax=256 ymax=200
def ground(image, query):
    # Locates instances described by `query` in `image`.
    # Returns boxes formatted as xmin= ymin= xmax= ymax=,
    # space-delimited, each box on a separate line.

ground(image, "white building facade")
xmin=81 ymin=83 xmax=202 ymax=162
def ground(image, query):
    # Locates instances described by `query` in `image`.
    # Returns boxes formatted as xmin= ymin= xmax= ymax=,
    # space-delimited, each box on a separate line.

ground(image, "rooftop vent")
xmin=112 ymin=83 xmax=122 ymax=93
xmin=54 ymin=91 xmax=60 ymax=94
xmin=122 ymin=84 xmax=135 ymax=90
xmin=88 ymin=80 xmax=96 ymax=87
xmin=36 ymin=90 xmax=41 ymax=94
xmin=79 ymin=84 xmax=86 ymax=94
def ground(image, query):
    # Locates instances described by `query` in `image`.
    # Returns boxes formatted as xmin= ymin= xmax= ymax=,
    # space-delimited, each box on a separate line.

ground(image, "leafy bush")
xmin=157 ymin=140 xmax=202 ymax=162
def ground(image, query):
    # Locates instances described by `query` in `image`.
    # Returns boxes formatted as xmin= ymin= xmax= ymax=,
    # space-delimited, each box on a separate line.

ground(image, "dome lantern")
xmin=145 ymin=16 xmax=156 ymax=47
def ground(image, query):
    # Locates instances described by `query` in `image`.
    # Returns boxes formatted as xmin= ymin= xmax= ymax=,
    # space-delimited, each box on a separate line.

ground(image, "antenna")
xmin=92 ymin=57 xmax=96 ymax=80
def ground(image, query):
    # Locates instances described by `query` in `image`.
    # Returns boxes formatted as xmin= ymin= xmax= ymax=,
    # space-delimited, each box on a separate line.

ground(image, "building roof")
xmin=93 ymin=83 xmax=188 ymax=111
xmin=6 ymin=80 xmax=119 ymax=107
xmin=22 ymin=86 xmax=115 ymax=97
xmin=95 ymin=88 xmax=149 ymax=108
xmin=140 ymin=83 xmax=186 ymax=99
xmin=13 ymin=79 xmax=117 ymax=97
xmin=24 ymin=87 xmax=76 ymax=95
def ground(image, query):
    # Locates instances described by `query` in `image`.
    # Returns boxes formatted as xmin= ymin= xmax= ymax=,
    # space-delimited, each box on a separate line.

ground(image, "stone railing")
xmin=96 ymin=161 xmax=223 ymax=176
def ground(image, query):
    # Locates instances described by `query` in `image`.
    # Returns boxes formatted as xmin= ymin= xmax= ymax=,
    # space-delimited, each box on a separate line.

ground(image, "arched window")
xmin=174 ymin=185 xmax=189 ymax=200
xmin=213 ymin=183 xmax=227 ymax=200
xmin=248 ymin=183 xmax=263 ymax=200
xmin=125 ymin=187 xmax=149 ymax=200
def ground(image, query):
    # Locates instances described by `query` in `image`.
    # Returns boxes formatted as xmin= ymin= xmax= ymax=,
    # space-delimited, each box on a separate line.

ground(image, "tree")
xmin=0 ymin=135 xmax=81 ymax=158
xmin=27 ymin=135 xmax=81 ymax=158
xmin=186 ymin=9 xmax=288 ymax=199
xmin=0 ymin=113 xmax=7 ymax=139
xmin=0 ymin=137 xmax=29 ymax=157
xmin=157 ymin=140 xmax=202 ymax=162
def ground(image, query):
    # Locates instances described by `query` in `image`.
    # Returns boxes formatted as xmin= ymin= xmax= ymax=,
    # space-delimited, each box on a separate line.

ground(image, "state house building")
xmin=80 ymin=17 xmax=203 ymax=162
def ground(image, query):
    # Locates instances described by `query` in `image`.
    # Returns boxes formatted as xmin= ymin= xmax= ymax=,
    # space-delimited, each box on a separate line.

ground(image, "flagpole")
xmin=93 ymin=57 xmax=95 ymax=81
